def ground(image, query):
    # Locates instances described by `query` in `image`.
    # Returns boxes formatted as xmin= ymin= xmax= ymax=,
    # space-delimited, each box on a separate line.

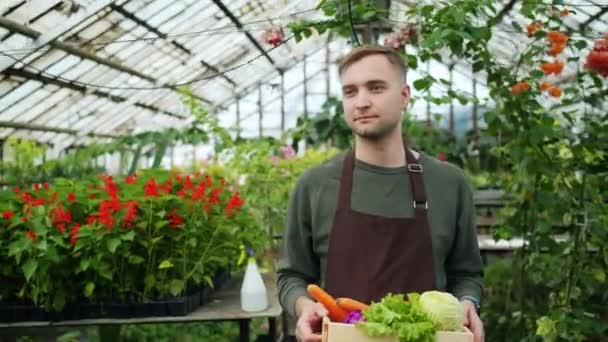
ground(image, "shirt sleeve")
xmin=446 ymin=173 xmax=484 ymax=305
xmin=276 ymin=171 xmax=320 ymax=318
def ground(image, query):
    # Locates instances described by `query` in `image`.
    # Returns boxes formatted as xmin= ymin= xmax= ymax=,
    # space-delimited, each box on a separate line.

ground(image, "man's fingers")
xmin=470 ymin=315 xmax=485 ymax=342
xmin=462 ymin=305 xmax=470 ymax=326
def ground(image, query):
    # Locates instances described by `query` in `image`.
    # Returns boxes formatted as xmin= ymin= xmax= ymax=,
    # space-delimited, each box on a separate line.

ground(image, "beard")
xmin=351 ymin=118 xmax=400 ymax=141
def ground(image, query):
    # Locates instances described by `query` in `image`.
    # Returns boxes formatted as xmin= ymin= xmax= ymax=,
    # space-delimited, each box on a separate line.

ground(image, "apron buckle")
xmin=413 ymin=201 xmax=428 ymax=209
xmin=407 ymin=164 xmax=423 ymax=172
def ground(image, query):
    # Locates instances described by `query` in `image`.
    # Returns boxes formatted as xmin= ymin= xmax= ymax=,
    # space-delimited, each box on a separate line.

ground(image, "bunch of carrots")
xmin=307 ymin=284 xmax=369 ymax=323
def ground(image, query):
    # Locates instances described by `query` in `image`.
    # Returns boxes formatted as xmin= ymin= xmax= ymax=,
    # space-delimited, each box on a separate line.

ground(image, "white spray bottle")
xmin=240 ymin=249 xmax=268 ymax=312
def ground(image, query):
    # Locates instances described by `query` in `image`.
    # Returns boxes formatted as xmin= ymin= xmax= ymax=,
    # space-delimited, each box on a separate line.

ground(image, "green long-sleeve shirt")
xmin=276 ymin=151 xmax=483 ymax=318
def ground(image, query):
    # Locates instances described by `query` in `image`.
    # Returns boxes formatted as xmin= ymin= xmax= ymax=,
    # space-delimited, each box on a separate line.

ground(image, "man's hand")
xmin=461 ymin=300 xmax=484 ymax=342
xmin=295 ymin=296 xmax=328 ymax=342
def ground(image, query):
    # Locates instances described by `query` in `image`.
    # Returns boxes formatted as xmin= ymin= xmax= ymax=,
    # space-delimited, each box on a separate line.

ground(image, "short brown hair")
xmin=338 ymin=45 xmax=407 ymax=82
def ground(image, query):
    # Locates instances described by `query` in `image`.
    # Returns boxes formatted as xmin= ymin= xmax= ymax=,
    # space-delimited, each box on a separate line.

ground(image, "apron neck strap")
xmin=338 ymin=149 xmax=428 ymax=211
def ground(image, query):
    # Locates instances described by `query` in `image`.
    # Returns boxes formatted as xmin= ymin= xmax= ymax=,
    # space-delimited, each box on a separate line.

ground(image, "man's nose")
xmin=354 ymin=91 xmax=371 ymax=109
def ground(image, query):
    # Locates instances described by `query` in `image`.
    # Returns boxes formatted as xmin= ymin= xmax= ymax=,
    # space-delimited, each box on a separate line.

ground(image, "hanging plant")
xmin=263 ymin=26 xmax=285 ymax=47
xmin=585 ymin=33 xmax=608 ymax=77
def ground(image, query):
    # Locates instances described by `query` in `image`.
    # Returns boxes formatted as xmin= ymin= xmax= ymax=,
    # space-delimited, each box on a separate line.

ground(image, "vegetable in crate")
xmin=356 ymin=293 xmax=436 ymax=342
xmin=306 ymin=284 xmax=349 ymax=322
xmin=418 ymin=291 xmax=464 ymax=331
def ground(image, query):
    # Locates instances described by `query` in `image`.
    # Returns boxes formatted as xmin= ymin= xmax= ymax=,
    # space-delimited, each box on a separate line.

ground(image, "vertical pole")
xmin=325 ymin=38 xmax=331 ymax=97
xmin=236 ymin=96 xmax=241 ymax=139
xmin=303 ymin=56 xmax=308 ymax=118
xmin=425 ymin=61 xmax=431 ymax=127
xmin=449 ymin=64 xmax=455 ymax=134
xmin=280 ymin=72 xmax=285 ymax=133
xmin=258 ymin=82 xmax=263 ymax=137
xmin=472 ymin=76 xmax=478 ymax=136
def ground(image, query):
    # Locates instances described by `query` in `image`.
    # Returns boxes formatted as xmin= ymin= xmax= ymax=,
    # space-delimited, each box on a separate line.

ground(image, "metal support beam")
xmin=211 ymin=0 xmax=281 ymax=73
xmin=472 ymin=74 xmax=478 ymax=136
xmin=325 ymin=39 xmax=331 ymax=98
xmin=258 ymin=82 xmax=263 ymax=137
xmin=0 ymin=120 xmax=116 ymax=138
xmin=236 ymin=96 xmax=241 ymax=139
xmin=110 ymin=3 xmax=236 ymax=87
xmin=0 ymin=16 xmax=154 ymax=82
xmin=280 ymin=72 xmax=285 ymax=133
xmin=0 ymin=1 xmax=114 ymax=73
xmin=303 ymin=56 xmax=308 ymax=118
xmin=448 ymin=64 xmax=454 ymax=133
xmin=4 ymin=67 xmax=184 ymax=119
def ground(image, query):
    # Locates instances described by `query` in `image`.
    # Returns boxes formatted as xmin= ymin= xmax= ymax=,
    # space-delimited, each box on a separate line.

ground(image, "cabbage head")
xmin=418 ymin=291 xmax=463 ymax=331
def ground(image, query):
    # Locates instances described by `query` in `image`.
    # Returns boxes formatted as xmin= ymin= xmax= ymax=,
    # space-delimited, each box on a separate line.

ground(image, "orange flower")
xmin=527 ymin=22 xmax=542 ymax=36
xmin=511 ymin=81 xmax=530 ymax=94
xmin=548 ymin=42 xmax=566 ymax=56
xmin=560 ymin=9 xmax=569 ymax=17
xmin=540 ymin=61 xmax=565 ymax=75
xmin=539 ymin=81 xmax=553 ymax=91
xmin=547 ymin=31 xmax=568 ymax=45
xmin=585 ymin=51 xmax=608 ymax=77
xmin=548 ymin=87 xmax=562 ymax=97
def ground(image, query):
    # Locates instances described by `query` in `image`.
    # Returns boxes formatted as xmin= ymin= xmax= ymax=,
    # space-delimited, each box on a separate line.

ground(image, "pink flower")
xmin=280 ymin=145 xmax=296 ymax=159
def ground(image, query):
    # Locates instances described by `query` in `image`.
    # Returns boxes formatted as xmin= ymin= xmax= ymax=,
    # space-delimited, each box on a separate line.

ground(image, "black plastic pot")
xmin=106 ymin=301 xmax=132 ymax=318
xmin=167 ymin=297 xmax=188 ymax=316
xmin=0 ymin=305 xmax=12 ymax=322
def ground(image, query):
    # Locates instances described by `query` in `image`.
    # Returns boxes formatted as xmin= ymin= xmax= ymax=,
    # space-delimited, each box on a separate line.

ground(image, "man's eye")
xmin=344 ymin=90 xmax=355 ymax=96
xmin=371 ymin=85 xmax=384 ymax=92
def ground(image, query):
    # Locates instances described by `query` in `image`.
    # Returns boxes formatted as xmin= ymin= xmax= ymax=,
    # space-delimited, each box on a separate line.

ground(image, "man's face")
xmin=340 ymin=54 xmax=410 ymax=141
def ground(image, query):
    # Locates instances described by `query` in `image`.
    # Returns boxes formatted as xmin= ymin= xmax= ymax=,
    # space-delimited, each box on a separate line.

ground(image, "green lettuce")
xmin=356 ymin=293 xmax=436 ymax=342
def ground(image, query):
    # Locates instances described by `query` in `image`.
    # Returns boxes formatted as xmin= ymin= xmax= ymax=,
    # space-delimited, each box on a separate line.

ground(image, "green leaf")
xmin=169 ymin=279 xmax=185 ymax=296
xmin=22 ymin=259 xmax=38 ymax=282
xmin=121 ymin=231 xmax=136 ymax=241
xmin=530 ymin=70 xmax=544 ymax=79
xmin=79 ymin=259 xmax=90 ymax=272
xmin=99 ymin=265 xmax=113 ymax=281
xmin=145 ymin=274 xmax=156 ymax=289
xmin=592 ymin=268 xmax=605 ymax=283
xmin=155 ymin=220 xmax=169 ymax=229
xmin=84 ymin=282 xmax=95 ymax=297
xmin=158 ymin=260 xmax=174 ymax=269
xmin=53 ymin=292 xmax=66 ymax=311
xmin=574 ymin=40 xmax=587 ymax=50
xmin=413 ymin=78 xmax=433 ymax=91
xmin=128 ymin=255 xmax=145 ymax=264
xmin=106 ymin=238 xmax=121 ymax=254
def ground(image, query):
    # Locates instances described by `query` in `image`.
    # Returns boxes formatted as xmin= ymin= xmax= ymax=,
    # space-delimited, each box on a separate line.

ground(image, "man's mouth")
xmin=355 ymin=115 xmax=379 ymax=121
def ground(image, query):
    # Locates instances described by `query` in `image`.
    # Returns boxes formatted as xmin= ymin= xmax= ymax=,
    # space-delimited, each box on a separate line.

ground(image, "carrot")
xmin=307 ymin=284 xmax=349 ymax=322
xmin=336 ymin=297 xmax=369 ymax=312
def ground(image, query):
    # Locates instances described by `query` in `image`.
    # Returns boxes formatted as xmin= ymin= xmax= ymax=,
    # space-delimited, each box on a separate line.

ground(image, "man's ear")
xmin=401 ymin=84 xmax=411 ymax=110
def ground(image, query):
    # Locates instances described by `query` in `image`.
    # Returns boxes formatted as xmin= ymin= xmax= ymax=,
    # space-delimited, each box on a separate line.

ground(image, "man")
xmin=276 ymin=45 xmax=484 ymax=342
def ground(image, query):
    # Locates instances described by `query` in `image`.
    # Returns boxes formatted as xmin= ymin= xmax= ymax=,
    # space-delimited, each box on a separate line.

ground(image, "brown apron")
xmin=324 ymin=149 xmax=437 ymax=305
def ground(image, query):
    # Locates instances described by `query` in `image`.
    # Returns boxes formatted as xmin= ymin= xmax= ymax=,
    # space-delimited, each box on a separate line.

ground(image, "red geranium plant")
xmin=0 ymin=169 xmax=266 ymax=311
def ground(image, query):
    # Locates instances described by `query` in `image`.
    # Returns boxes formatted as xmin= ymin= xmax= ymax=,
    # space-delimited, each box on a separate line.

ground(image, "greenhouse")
xmin=0 ymin=0 xmax=606 ymax=341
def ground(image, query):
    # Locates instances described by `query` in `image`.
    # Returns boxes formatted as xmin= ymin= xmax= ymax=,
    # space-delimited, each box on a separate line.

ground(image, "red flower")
xmin=50 ymin=204 xmax=72 ymax=233
xmin=585 ymin=36 xmax=608 ymax=77
xmin=13 ymin=186 xmax=20 ymax=194
xmin=43 ymin=182 xmax=49 ymax=191
xmin=511 ymin=81 xmax=530 ymax=94
xmin=86 ymin=216 xmax=97 ymax=225
xmin=102 ymin=175 xmax=119 ymax=198
xmin=167 ymin=212 xmax=184 ymax=228
xmin=224 ymin=192 xmax=245 ymax=217
xmin=68 ymin=192 xmax=76 ymax=203
xmin=70 ymin=223 xmax=80 ymax=246
xmin=263 ymin=27 xmax=284 ymax=47
xmin=48 ymin=192 xmax=58 ymax=204
xmin=21 ymin=216 xmax=28 ymax=223
xmin=183 ymin=176 xmax=193 ymax=190
xmin=2 ymin=211 xmax=14 ymax=219
xmin=144 ymin=178 xmax=160 ymax=197
xmin=204 ymin=175 xmax=213 ymax=188
xmin=123 ymin=201 xmax=139 ymax=227
xmin=540 ymin=61 xmax=564 ymax=75
xmin=27 ymin=230 xmax=36 ymax=241
xmin=209 ymin=188 xmax=222 ymax=205
xmin=204 ymin=204 xmax=211 ymax=214
xmin=34 ymin=183 xmax=40 ymax=191
xmin=436 ymin=152 xmax=447 ymax=161
xmin=547 ymin=31 xmax=568 ymax=45
xmin=125 ymin=174 xmax=137 ymax=184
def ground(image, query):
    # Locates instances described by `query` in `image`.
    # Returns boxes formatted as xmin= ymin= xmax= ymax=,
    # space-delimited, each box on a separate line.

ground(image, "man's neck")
xmin=354 ymin=133 xmax=418 ymax=168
